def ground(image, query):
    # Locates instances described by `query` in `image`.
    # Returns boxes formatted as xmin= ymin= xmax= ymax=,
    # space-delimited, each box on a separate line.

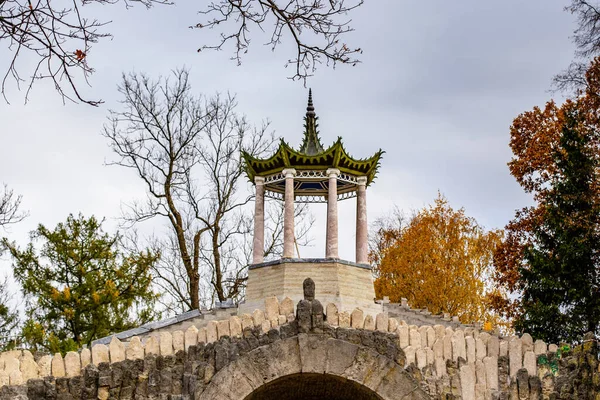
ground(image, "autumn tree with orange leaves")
xmin=372 ymin=195 xmax=503 ymax=325
xmin=493 ymin=58 xmax=600 ymax=342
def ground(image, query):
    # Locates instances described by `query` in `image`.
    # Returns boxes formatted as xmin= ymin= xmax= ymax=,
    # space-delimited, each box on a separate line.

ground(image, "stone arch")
xmin=197 ymin=334 xmax=430 ymax=400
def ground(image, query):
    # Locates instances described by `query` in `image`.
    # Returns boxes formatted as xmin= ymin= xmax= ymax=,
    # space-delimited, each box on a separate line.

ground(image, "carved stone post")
xmin=283 ymin=168 xmax=296 ymax=258
xmin=252 ymin=176 xmax=265 ymax=264
xmin=356 ymin=176 xmax=368 ymax=264
xmin=326 ymin=168 xmax=340 ymax=258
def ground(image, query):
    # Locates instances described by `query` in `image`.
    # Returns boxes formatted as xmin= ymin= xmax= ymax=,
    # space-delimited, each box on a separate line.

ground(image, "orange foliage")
xmin=373 ymin=194 xmax=503 ymax=325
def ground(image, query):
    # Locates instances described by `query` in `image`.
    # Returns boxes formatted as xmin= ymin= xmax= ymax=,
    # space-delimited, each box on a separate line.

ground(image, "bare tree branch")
xmin=0 ymin=184 xmax=28 ymax=230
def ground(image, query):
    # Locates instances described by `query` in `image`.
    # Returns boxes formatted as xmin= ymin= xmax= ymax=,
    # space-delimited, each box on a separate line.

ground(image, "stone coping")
xmin=248 ymin=258 xmax=372 ymax=270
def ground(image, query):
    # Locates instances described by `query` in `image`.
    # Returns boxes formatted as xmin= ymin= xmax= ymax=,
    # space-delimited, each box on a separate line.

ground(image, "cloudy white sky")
xmin=0 ymin=1 xmax=577 ymax=283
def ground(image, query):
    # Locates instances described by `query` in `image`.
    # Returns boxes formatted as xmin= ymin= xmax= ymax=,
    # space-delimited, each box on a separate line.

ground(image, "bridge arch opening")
xmin=243 ymin=373 xmax=384 ymax=400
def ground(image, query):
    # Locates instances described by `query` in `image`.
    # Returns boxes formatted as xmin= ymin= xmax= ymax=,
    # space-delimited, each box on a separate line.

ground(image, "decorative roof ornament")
xmin=298 ymin=89 xmax=325 ymax=156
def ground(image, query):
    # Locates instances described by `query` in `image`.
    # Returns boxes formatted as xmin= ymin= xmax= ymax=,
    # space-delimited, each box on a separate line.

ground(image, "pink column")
xmin=252 ymin=176 xmax=265 ymax=264
xmin=282 ymin=169 xmax=296 ymax=258
xmin=356 ymin=176 xmax=368 ymax=264
xmin=326 ymin=168 xmax=340 ymax=258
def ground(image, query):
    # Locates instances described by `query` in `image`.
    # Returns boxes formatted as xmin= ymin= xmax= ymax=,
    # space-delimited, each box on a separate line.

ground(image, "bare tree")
xmin=2 ymin=0 xmax=363 ymax=106
xmin=195 ymin=0 xmax=364 ymax=82
xmin=0 ymin=184 xmax=27 ymax=229
xmin=555 ymin=1 xmax=600 ymax=92
xmin=104 ymin=68 xmax=312 ymax=312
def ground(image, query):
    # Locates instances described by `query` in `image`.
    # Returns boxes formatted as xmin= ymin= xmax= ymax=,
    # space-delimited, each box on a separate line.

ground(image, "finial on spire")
xmin=306 ymin=88 xmax=315 ymax=118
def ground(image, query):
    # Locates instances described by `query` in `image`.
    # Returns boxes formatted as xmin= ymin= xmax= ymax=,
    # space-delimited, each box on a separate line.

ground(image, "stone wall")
xmin=0 ymin=295 xmax=597 ymax=399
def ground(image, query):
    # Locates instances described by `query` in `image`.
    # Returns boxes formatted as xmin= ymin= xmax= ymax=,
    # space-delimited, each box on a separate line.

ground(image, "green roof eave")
xmin=243 ymin=137 xmax=384 ymax=185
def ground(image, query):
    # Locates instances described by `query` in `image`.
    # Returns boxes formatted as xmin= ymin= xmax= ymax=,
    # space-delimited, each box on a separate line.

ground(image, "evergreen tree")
xmin=2 ymin=214 xmax=160 ymax=353
xmin=494 ymin=58 xmax=600 ymax=342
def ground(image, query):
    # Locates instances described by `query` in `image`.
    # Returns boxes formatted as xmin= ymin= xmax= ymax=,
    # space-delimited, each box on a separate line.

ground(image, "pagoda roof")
xmin=243 ymin=90 xmax=383 ymax=185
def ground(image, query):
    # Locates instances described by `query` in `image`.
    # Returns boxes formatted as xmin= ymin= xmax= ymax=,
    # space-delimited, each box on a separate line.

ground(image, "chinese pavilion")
xmin=240 ymin=90 xmax=383 ymax=315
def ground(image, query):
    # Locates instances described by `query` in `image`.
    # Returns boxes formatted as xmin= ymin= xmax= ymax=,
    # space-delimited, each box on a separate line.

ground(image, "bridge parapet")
xmin=0 ymin=280 xmax=597 ymax=399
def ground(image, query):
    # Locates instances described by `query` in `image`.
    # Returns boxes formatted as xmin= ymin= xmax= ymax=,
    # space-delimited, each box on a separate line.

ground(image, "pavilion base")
xmin=239 ymin=258 xmax=381 ymax=318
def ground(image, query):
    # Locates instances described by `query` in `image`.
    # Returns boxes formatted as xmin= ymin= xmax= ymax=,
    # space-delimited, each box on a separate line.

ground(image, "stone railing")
xmin=0 ymin=294 xmax=597 ymax=399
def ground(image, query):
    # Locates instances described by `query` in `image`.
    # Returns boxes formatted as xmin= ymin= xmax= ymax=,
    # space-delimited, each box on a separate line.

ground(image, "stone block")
xmin=261 ymin=319 xmax=271 ymax=333
xmin=388 ymin=318 xmax=399 ymax=332
xmin=487 ymin=335 xmax=499 ymax=358
xmin=229 ymin=316 xmax=242 ymax=338
xmin=363 ymin=314 xmax=375 ymax=330
xmin=172 ymin=330 xmax=185 ymax=352
xmin=404 ymin=346 xmax=416 ymax=366
xmin=326 ymin=303 xmax=339 ymax=326
xmin=433 ymin=338 xmax=443 ymax=358
xmin=475 ymin=359 xmax=486 ymax=387
xmin=80 ymin=348 xmax=91 ymax=369
xmin=264 ymin=296 xmax=279 ymax=321
xmin=460 ymin=363 xmax=476 ymax=400
xmin=109 ymin=336 xmax=125 ymax=362
xmin=499 ymin=338 xmax=508 ymax=357
xmin=144 ymin=336 xmax=159 ymax=355
xmin=508 ymin=337 xmax=522 ymax=378
xmin=185 ymin=325 xmax=199 ymax=350
xmin=278 ymin=315 xmax=287 ymax=325
xmin=534 ymin=339 xmax=547 ymax=355
xmin=476 ymin=337 xmax=486 ymax=361
xmin=426 ymin=326 xmax=435 ymax=348
xmin=270 ymin=317 xmax=279 ymax=328
xmin=548 ymin=343 xmax=558 ymax=353
xmin=452 ymin=329 xmax=466 ymax=362
xmin=416 ymin=348 xmax=427 ymax=369
xmin=51 ymin=353 xmax=65 ymax=377
xmin=375 ymin=312 xmax=388 ymax=332
xmin=409 ymin=327 xmax=421 ymax=349
xmin=206 ymin=321 xmax=218 ymax=343
xmin=91 ymin=344 xmax=109 ymax=365
xmin=397 ymin=325 xmax=409 ymax=349
xmin=37 ymin=355 xmax=52 ymax=377
xmin=279 ymin=297 xmax=295 ymax=317
xmin=159 ymin=331 xmax=174 ymax=356
xmin=350 ymin=308 xmax=364 ymax=329
xmin=0 ymin=371 xmax=8 ymax=387
xmin=217 ymin=319 xmax=231 ymax=339
xmin=521 ymin=333 xmax=533 ymax=354
xmin=198 ymin=327 xmax=208 ymax=344
xmin=64 ymin=351 xmax=80 ymax=377
xmin=466 ymin=335 xmax=476 ymax=364
xmin=523 ymin=350 xmax=536 ymax=376
xmin=126 ymin=336 xmax=144 ymax=360
xmin=9 ymin=370 xmax=23 ymax=385
xmin=435 ymin=357 xmax=446 ymax=377
xmin=338 ymin=311 xmax=350 ymax=328
xmin=240 ymin=313 xmax=253 ymax=331
xmin=19 ymin=355 xmax=38 ymax=381
xmin=443 ymin=332 xmax=453 ymax=360
xmin=252 ymin=309 xmax=265 ymax=327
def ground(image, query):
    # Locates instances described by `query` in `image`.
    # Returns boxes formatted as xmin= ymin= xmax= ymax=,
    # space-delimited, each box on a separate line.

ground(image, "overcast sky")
xmin=0 ymin=1 xmax=577 ymax=283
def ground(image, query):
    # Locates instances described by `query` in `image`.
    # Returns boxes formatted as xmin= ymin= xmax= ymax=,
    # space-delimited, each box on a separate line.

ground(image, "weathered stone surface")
xmin=388 ymin=318 xmax=399 ymax=333
xmin=523 ymin=350 xmax=536 ymax=376
xmin=80 ymin=348 xmax=91 ymax=369
xmin=487 ymin=335 xmax=499 ymax=358
xmin=443 ymin=332 xmax=453 ymax=360
xmin=397 ymin=325 xmax=409 ymax=349
xmin=338 ymin=311 xmax=350 ymax=328
xmin=325 ymin=303 xmax=339 ymax=326
xmin=404 ymin=345 xmax=416 ymax=366
xmin=350 ymin=308 xmax=364 ymax=329
xmin=206 ymin=321 xmax=218 ymax=343
xmin=91 ymin=344 xmax=109 ymax=365
xmin=426 ymin=327 xmax=435 ymax=348
xmin=37 ymin=355 xmax=52 ymax=377
xmin=460 ymin=363 xmax=476 ymax=400
xmin=251 ymin=309 xmax=265 ymax=327
xmin=434 ymin=324 xmax=445 ymax=339
xmin=217 ymin=319 xmax=230 ymax=339
xmin=198 ymin=327 xmax=208 ymax=344
xmin=172 ymin=330 xmax=185 ymax=352
xmin=483 ymin=356 xmax=498 ymax=390
xmin=51 ymin=353 xmax=65 ymax=378
xmin=144 ymin=335 xmax=159 ymax=355
xmin=265 ymin=296 xmax=280 ymax=321
xmin=452 ymin=329 xmax=466 ymax=362
xmin=548 ymin=343 xmax=558 ymax=353
xmin=241 ymin=313 xmax=253 ymax=331
xmin=475 ymin=337 xmax=486 ymax=361
xmin=375 ymin=312 xmax=388 ymax=332
xmin=278 ymin=315 xmax=287 ymax=326
xmin=508 ymin=337 xmax=522 ymax=378
xmin=363 ymin=314 xmax=375 ymax=330
xmin=185 ymin=325 xmax=199 ymax=350
xmin=499 ymin=338 xmax=508 ymax=357
xmin=466 ymin=335 xmax=476 ymax=364
xmin=279 ymin=297 xmax=295 ymax=317
xmin=126 ymin=336 xmax=144 ymax=360
xmin=159 ymin=331 xmax=173 ymax=356
xmin=521 ymin=333 xmax=533 ymax=354
xmin=229 ymin=316 xmax=242 ymax=338
xmin=261 ymin=320 xmax=271 ymax=333
xmin=475 ymin=359 xmax=486 ymax=387
xmin=109 ymin=336 xmax=125 ymax=362
xmin=416 ymin=348 xmax=427 ymax=369
xmin=19 ymin=354 xmax=38 ymax=381
xmin=534 ymin=339 xmax=547 ymax=355
xmin=64 ymin=352 xmax=80 ymax=378
xmin=409 ymin=327 xmax=421 ymax=349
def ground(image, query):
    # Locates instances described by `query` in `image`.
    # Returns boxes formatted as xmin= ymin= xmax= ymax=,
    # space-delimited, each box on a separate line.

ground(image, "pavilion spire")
xmin=298 ymin=89 xmax=325 ymax=156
